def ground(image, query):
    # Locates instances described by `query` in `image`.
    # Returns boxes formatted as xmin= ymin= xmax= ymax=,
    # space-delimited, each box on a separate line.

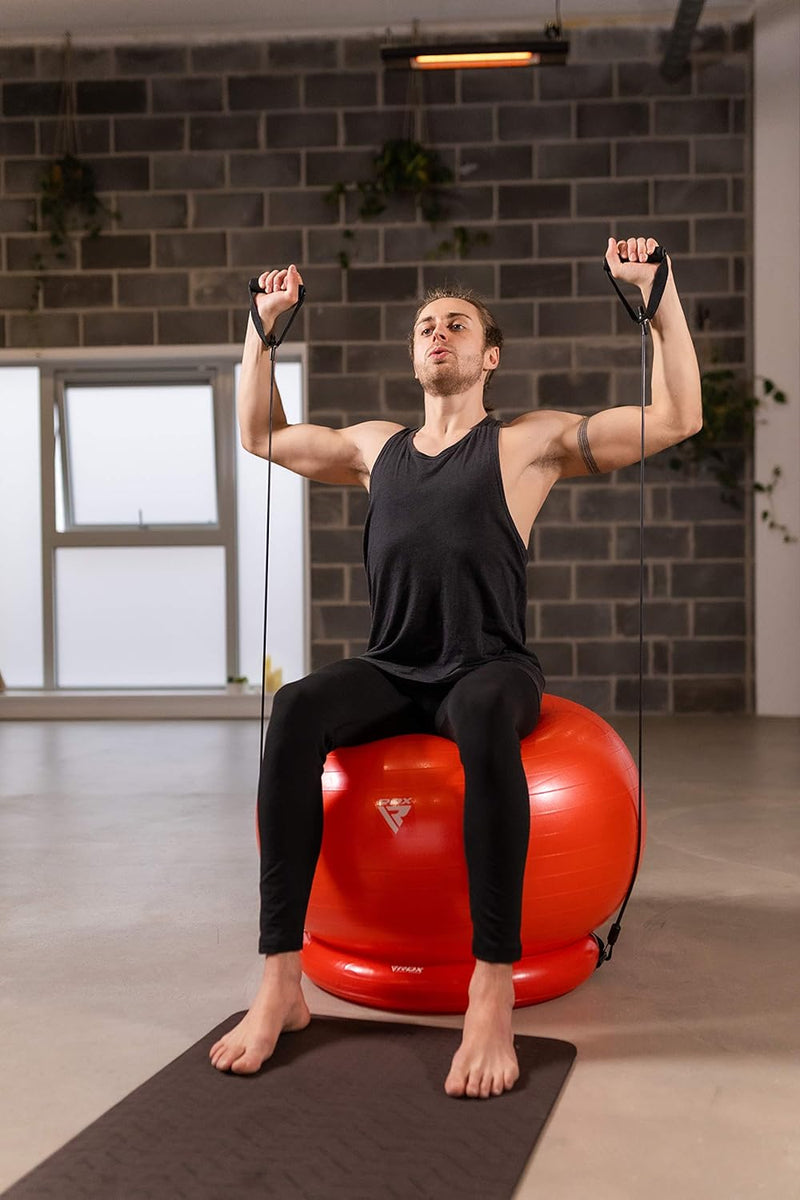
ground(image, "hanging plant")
xmin=432 ymin=225 xmax=491 ymax=261
xmin=669 ymin=366 xmax=796 ymax=544
xmin=666 ymin=303 xmax=796 ymax=543
xmin=38 ymin=151 xmax=115 ymax=260
xmin=28 ymin=33 xmax=117 ymax=298
xmin=328 ymin=138 xmax=452 ymax=222
xmin=325 ymin=137 xmax=490 ymax=268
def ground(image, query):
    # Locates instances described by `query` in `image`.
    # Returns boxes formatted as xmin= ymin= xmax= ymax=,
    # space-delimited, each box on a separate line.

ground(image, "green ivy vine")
xmin=670 ymin=368 xmax=796 ymax=543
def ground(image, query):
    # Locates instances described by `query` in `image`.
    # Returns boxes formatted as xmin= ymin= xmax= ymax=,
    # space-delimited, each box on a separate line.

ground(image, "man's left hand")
xmin=605 ymin=236 xmax=669 ymax=294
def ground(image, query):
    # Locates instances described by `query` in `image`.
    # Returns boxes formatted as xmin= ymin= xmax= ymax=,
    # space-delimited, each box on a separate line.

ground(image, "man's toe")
xmin=212 ymin=1042 xmax=238 ymax=1070
xmin=230 ymin=1049 xmax=262 ymax=1074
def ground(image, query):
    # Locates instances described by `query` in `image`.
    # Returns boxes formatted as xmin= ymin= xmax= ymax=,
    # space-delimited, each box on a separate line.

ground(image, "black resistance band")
xmin=247 ymin=277 xmax=306 ymax=766
xmin=594 ymin=245 xmax=669 ymax=967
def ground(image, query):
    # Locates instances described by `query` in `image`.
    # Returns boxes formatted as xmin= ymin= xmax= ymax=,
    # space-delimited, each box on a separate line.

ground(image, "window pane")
xmin=55 ymin=546 xmax=226 ymax=687
xmin=0 ymin=367 xmax=44 ymax=686
xmin=236 ymin=361 xmax=307 ymax=688
xmin=64 ymin=384 xmax=218 ymax=526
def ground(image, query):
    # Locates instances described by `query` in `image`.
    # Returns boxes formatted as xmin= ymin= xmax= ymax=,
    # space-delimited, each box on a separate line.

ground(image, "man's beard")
xmin=416 ymin=351 xmax=484 ymax=397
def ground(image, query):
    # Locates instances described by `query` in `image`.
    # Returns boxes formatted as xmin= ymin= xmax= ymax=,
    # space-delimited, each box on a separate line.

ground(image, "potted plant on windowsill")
xmin=226 ymin=676 xmax=249 ymax=694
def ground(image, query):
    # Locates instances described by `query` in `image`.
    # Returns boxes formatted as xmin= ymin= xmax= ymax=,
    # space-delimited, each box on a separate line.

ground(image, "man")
xmin=210 ymin=238 xmax=703 ymax=1099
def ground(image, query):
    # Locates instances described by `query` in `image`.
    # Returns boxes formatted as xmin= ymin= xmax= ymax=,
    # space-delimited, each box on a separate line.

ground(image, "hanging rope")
xmin=55 ymin=32 xmax=79 ymax=160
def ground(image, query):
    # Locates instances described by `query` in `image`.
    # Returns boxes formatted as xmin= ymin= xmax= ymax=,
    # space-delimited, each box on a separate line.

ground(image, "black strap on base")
xmin=247 ymin=278 xmax=306 ymax=766
xmin=594 ymin=245 xmax=669 ymax=968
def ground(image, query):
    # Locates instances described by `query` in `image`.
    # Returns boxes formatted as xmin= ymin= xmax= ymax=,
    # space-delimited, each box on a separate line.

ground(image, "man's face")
xmin=412 ymin=298 xmax=499 ymax=397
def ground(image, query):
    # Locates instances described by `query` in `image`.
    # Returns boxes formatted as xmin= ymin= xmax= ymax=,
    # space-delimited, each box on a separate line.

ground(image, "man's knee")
xmin=270 ymin=675 xmax=328 ymax=725
xmin=443 ymin=683 xmax=540 ymax=745
xmin=447 ymin=681 xmax=512 ymax=729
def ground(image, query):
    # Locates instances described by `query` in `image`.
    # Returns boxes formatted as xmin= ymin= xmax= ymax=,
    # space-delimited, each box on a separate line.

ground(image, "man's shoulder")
xmin=346 ymin=420 xmax=407 ymax=480
xmin=503 ymin=410 xmax=569 ymax=471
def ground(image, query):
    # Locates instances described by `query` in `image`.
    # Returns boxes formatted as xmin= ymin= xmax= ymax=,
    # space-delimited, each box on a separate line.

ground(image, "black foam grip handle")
xmin=249 ymin=278 xmax=307 ymax=301
xmin=610 ymin=247 xmax=665 ymax=267
xmin=603 ymin=245 xmax=669 ymax=325
xmin=248 ymin=279 xmax=306 ymax=348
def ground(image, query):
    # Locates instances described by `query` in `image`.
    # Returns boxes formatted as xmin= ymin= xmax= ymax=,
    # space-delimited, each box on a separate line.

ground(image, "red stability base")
xmin=301 ymin=932 xmax=601 ymax=1015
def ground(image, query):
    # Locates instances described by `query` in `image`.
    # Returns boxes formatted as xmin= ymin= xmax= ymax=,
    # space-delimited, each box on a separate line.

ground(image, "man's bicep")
xmin=511 ymin=409 xmax=606 ymax=478
xmin=552 ymin=407 xmax=686 ymax=478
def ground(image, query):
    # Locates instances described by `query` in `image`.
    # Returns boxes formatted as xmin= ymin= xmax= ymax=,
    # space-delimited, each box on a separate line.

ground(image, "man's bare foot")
xmin=209 ymin=952 xmax=311 ymax=1075
xmin=444 ymin=961 xmax=519 ymax=1099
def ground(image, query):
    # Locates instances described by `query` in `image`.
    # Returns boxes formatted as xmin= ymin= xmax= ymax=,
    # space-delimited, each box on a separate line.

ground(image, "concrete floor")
xmin=1 ymin=713 xmax=798 ymax=1199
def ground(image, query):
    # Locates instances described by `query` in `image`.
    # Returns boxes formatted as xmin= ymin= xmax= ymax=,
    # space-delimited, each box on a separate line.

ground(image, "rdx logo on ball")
xmin=376 ymin=797 xmax=412 ymax=833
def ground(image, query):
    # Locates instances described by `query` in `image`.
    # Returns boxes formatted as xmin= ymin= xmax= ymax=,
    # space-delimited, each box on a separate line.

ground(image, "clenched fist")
xmin=605 ymin=236 xmax=670 ymax=294
xmin=252 ymin=264 xmax=304 ymax=331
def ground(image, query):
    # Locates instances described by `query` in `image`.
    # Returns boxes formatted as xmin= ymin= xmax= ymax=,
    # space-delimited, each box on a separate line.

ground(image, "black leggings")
xmin=257 ymin=657 xmax=543 ymax=964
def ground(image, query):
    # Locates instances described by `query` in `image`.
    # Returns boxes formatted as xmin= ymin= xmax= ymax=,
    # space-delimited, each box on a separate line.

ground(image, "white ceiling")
xmin=0 ymin=0 xmax=752 ymax=45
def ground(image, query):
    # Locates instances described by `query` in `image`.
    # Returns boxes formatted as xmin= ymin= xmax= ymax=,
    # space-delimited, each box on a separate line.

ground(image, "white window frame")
xmin=0 ymin=344 xmax=309 ymax=710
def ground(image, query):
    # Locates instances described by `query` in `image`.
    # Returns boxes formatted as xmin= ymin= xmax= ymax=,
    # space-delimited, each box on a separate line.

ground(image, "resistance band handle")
xmin=603 ymin=246 xmax=669 ymax=326
xmin=248 ymin=278 xmax=307 ymax=351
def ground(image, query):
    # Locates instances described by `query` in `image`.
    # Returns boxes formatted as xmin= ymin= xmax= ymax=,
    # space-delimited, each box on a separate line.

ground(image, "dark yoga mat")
xmin=5 ymin=1014 xmax=576 ymax=1200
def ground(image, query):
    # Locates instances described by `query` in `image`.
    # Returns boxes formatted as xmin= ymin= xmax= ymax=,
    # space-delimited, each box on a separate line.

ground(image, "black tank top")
xmin=358 ymin=413 xmax=545 ymax=692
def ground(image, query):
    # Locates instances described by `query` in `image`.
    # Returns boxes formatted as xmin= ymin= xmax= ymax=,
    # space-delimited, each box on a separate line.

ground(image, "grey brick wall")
xmin=0 ymin=25 xmax=753 ymax=712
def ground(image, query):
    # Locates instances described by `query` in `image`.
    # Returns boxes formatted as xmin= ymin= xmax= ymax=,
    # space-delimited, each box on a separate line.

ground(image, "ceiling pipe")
xmin=660 ymin=0 xmax=708 ymax=81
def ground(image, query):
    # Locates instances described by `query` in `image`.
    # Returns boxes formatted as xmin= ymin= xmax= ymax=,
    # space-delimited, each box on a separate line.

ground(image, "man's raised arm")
xmin=237 ymin=264 xmax=303 ymax=453
xmin=514 ymin=237 xmax=703 ymax=478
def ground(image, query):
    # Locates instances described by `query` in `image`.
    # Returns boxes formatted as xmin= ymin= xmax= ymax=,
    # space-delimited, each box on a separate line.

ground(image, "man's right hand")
xmin=252 ymin=264 xmax=304 ymax=333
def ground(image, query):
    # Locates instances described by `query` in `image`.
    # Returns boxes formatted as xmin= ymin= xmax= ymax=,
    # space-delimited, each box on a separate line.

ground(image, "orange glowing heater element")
xmin=411 ymin=50 xmax=538 ymax=69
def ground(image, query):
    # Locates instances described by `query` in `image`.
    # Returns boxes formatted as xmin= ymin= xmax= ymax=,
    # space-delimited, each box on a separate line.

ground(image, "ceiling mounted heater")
xmin=380 ymin=33 xmax=569 ymax=70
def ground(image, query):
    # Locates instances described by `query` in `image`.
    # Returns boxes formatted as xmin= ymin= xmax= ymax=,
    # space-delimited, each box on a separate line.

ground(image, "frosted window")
xmin=63 ymin=384 xmax=218 ymax=526
xmin=0 ymin=367 xmax=44 ymax=686
xmin=236 ymin=361 xmax=307 ymax=688
xmin=55 ymin=546 xmax=226 ymax=687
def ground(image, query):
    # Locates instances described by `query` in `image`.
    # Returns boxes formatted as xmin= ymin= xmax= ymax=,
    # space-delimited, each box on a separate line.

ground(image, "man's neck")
xmin=418 ymin=393 xmax=488 ymax=436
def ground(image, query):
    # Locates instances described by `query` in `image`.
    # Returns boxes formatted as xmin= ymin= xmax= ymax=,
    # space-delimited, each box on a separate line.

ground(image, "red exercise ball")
xmin=300 ymin=693 xmax=645 ymax=1014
